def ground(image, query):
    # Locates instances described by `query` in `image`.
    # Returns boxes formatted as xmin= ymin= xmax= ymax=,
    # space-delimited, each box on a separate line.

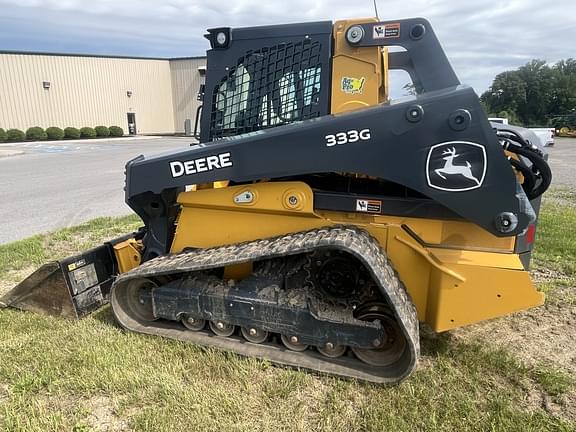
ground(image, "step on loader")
xmin=1 ymin=17 xmax=552 ymax=383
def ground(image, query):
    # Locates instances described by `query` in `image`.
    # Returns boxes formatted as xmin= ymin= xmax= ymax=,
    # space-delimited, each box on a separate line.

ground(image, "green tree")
xmin=550 ymin=59 xmax=576 ymax=118
xmin=481 ymin=58 xmax=576 ymax=127
xmin=481 ymin=71 xmax=526 ymax=125
xmin=517 ymin=60 xmax=556 ymax=125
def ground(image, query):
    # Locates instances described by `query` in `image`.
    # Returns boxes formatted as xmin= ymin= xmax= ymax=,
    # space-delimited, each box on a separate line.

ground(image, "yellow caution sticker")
xmin=67 ymin=259 xmax=86 ymax=272
xmin=341 ymin=76 xmax=365 ymax=94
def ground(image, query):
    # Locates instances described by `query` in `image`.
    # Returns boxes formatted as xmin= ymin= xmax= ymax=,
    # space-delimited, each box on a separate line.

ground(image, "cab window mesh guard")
xmin=209 ymin=39 xmax=323 ymax=140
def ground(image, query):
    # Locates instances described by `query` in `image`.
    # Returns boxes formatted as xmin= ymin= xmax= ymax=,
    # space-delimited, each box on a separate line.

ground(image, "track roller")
xmin=317 ymin=342 xmax=347 ymax=358
xmin=241 ymin=327 xmax=269 ymax=344
xmin=209 ymin=320 xmax=235 ymax=337
xmin=182 ymin=316 xmax=206 ymax=331
xmin=281 ymin=334 xmax=309 ymax=352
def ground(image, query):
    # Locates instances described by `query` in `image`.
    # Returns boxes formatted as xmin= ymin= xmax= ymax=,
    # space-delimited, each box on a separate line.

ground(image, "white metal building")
xmin=0 ymin=51 xmax=206 ymax=135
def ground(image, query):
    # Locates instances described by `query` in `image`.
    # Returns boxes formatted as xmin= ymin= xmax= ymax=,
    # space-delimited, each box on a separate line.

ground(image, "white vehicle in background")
xmin=529 ymin=127 xmax=555 ymax=147
xmin=488 ymin=117 xmax=509 ymax=125
xmin=488 ymin=118 xmax=554 ymax=147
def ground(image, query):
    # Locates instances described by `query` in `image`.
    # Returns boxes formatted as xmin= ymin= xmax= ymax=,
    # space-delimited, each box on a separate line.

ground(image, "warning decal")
xmin=373 ymin=23 xmax=401 ymax=39
xmin=356 ymin=199 xmax=382 ymax=214
xmin=67 ymin=259 xmax=86 ymax=272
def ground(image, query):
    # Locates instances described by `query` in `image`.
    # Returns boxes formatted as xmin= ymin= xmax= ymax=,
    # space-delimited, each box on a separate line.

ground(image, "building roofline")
xmin=169 ymin=56 xmax=207 ymax=61
xmin=0 ymin=49 xmax=205 ymax=61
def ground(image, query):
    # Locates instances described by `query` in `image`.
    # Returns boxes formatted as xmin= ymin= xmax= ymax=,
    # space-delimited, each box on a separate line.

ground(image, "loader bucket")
xmin=0 ymin=236 xmax=133 ymax=319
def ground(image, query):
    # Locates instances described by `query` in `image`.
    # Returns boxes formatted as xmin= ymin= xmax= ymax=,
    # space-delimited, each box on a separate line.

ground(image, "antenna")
xmin=373 ymin=0 xmax=380 ymax=20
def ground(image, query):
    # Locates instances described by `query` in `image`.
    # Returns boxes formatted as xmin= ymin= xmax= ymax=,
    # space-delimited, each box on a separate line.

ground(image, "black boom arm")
xmin=124 ymin=18 xmax=535 ymax=257
xmin=125 ymin=86 xmax=533 ymax=254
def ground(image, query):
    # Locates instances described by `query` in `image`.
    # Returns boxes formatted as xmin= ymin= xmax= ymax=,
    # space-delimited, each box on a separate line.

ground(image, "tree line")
xmin=481 ymin=59 xmax=576 ymax=128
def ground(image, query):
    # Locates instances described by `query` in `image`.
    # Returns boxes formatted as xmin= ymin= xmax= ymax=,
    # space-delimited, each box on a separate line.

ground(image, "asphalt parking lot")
xmin=0 ymin=136 xmax=573 ymax=245
xmin=0 ymin=137 xmax=193 ymax=244
xmin=546 ymin=137 xmax=575 ymax=189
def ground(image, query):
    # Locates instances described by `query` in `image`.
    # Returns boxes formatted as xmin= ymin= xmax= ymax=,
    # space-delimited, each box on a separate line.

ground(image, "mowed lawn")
xmin=0 ymin=190 xmax=574 ymax=432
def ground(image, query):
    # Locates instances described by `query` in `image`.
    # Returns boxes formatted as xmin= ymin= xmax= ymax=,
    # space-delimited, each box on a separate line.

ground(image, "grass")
xmin=532 ymin=188 xmax=576 ymax=305
xmin=0 ymin=194 xmax=575 ymax=431
xmin=534 ymin=367 xmax=574 ymax=398
xmin=0 ymin=310 xmax=573 ymax=432
xmin=0 ymin=215 xmax=140 ymax=285
xmin=533 ymin=197 xmax=576 ymax=276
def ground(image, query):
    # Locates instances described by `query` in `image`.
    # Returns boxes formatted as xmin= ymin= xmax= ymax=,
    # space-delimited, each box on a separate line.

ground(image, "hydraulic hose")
xmin=497 ymin=128 xmax=552 ymax=200
xmin=508 ymin=157 xmax=536 ymax=199
xmin=509 ymin=145 xmax=552 ymax=199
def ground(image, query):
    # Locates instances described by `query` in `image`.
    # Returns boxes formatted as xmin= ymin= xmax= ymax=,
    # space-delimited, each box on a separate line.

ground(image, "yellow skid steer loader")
xmin=1 ymin=18 xmax=552 ymax=383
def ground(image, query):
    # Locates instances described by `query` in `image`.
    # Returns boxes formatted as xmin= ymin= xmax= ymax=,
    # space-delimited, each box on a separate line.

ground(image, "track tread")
xmin=111 ymin=226 xmax=419 ymax=383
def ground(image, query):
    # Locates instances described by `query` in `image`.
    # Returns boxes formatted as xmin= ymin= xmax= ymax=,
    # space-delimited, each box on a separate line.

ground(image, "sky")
xmin=0 ymin=0 xmax=573 ymax=95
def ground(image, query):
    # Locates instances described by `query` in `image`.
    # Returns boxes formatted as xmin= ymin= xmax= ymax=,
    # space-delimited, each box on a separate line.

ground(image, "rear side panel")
xmin=421 ymin=245 xmax=543 ymax=331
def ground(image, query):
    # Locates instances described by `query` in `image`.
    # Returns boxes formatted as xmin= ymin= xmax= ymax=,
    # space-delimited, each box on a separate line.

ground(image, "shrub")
xmin=109 ymin=126 xmax=124 ymax=137
xmin=46 ymin=127 xmax=65 ymax=140
xmin=80 ymin=127 xmax=97 ymax=138
xmin=64 ymin=127 xmax=81 ymax=139
xmin=0 ymin=128 xmax=6 ymax=142
xmin=94 ymin=125 xmax=110 ymax=137
xmin=25 ymin=126 xmax=47 ymax=141
xmin=6 ymin=129 xmax=25 ymax=142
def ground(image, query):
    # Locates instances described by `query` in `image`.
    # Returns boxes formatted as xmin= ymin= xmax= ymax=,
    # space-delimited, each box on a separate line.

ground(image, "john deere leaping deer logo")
xmin=435 ymin=147 xmax=480 ymax=184
xmin=426 ymin=141 xmax=487 ymax=192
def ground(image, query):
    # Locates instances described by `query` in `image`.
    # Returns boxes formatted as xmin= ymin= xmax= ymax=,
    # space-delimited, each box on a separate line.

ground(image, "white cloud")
xmin=0 ymin=0 xmax=573 ymax=93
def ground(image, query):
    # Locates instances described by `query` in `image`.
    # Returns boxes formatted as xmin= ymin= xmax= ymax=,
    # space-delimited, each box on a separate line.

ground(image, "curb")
xmin=0 ymin=135 xmax=163 ymax=147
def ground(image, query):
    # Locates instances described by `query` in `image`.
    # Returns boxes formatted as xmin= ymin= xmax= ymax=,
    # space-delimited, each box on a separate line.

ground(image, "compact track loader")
xmin=1 ymin=18 xmax=552 ymax=383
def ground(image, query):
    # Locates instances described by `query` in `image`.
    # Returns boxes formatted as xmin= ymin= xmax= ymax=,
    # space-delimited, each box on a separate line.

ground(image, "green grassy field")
xmin=0 ymin=194 xmax=574 ymax=432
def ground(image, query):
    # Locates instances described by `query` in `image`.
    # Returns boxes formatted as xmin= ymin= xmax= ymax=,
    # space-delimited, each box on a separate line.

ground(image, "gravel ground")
xmin=546 ymin=137 xmax=576 ymax=189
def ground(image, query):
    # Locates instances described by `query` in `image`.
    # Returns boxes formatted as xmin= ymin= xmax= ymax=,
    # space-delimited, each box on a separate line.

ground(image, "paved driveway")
xmin=0 ymin=137 xmax=194 ymax=244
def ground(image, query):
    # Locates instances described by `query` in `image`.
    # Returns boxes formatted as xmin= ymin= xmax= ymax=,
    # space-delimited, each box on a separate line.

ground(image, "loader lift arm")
xmin=126 ymin=85 xmax=533 ymax=258
xmin=125 ymin=19 xmax=535 ymax=258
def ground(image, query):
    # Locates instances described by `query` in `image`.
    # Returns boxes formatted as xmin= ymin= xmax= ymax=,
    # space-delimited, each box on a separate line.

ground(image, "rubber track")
xmin=111 ymin=226 xmax=420 ymax=384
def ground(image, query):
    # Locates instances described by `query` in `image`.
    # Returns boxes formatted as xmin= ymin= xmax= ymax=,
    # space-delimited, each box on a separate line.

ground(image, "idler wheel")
xmin=351 ymin=303 xmax=406 ymax=367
